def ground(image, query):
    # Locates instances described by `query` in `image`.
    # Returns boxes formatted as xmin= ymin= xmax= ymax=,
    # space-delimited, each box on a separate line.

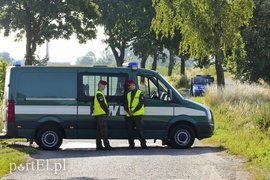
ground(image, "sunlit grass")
xmin=0 ymin=101 xmax=37 ymax=178
xmin=0 ymin=140 xmax=37 ymax=177
xmin=202 ymin=83 xmax=270 ymax=179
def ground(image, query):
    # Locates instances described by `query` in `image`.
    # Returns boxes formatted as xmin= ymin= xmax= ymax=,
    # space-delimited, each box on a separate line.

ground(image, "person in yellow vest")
xmin=124 ymin=79 xmax=148 ymax=149
xmin=94 ymin=80 xmax=114 ymax=150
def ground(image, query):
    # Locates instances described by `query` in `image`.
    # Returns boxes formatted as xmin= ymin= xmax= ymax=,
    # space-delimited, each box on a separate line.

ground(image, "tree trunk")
xmin=215 ymin=50 xmax=225 ymax=87
xmin=140 ymin=56 xmax=147 ymax=68
xmin=214 ymin=21 xmax=225 ymax=87
xmin=151 ymin=54 xmax=157 ymax=71
xmin=180 ymin=58 xmax=185 ymax=75
xmin=111 ymin=45 xmax=125 ymax=67
xmin=168 ymin=50 xmax=175 ymax=76
xmin=25 ymin=8 xmax=33 ymax=65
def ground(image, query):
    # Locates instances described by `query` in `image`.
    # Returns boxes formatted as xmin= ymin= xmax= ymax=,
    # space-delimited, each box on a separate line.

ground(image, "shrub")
xmin=204 ymin=83 xmax=270 ymax=179
xmin=177 ymin=75 xmax=189 ymax=89
xmin=0 ymin=59 xmax=8 ymax=100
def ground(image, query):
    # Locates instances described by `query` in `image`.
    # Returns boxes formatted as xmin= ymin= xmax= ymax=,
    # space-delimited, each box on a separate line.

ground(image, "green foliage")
xmin=94 ymin=0 xmax=142 ymax=66
xmin=0 ymin=0 xmax=100 ymax=65
xmin=233 ymin=0 xmax=270 ymax=84
xmin=177 ymin=75 xmax=189 ymax=89
xmin=76 ymin=51 xmax=97 ymax=65
xmin=0 ymin=140 xmax=37 ymax=177
xmin=189 ymin=96 xmax=205 ymax=104
xmin=152 ymin=0 xmax=255 ymax=86
xmin=204 ymin=83 xmax=270 ymax=179
xmin=0 ymin=59 xmax=8 ymax=100
xmin=0 ymin=98 xmax=2 ymax=131
xmin=0 ymin=52 xmax=12 ymax=64
xmin=202 ymin=65 xmax=216 ymax=77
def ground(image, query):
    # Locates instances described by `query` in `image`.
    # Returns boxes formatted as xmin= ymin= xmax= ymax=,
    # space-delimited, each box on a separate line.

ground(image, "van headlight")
xmin=206 ymin=109 xmax=213 ymax=122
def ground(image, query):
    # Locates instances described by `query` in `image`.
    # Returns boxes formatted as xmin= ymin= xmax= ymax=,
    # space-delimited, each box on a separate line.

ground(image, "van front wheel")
xmin=170 ymin=125 xmax=195 ymax=149
xmin=36 ymin=126 xmax=63 ymax=150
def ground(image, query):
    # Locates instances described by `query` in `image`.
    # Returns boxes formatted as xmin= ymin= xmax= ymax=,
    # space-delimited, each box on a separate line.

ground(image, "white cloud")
xmin=0 ymin=26 xmax=107 ymax=64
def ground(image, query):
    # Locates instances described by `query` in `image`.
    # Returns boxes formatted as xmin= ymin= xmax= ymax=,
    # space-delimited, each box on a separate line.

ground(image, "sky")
xmin=0 ymin=26 xmax=108 ymax=64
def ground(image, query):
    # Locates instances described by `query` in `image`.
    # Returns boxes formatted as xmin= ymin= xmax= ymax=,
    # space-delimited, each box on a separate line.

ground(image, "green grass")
xmin=0 ymin=140 xmax=37 ymax=177
xmin=0 ymin=100 xmax=37 ymax=178
xmin=189 ymin=96 xmax=205 ymax=104
xmin=197 ymin=83 xmax=270 ymax=180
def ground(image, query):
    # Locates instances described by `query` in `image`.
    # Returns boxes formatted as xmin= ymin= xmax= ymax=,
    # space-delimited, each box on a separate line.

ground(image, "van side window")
xmin=137 ymin=75 xmax=170 ymax=101
xmin=78 ymin=73 xmax=127 ymax=102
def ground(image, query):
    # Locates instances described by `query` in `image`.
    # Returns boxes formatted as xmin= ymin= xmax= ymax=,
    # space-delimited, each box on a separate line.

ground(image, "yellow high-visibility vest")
xmin=127 ymin=90 xmax=144 ymax=117
xmin=94 ymin=90 xmax=108 ymax=116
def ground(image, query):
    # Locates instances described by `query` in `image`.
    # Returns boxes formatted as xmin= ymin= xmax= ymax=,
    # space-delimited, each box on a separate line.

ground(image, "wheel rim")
xmin=174 ymin=130 xmax=190 ymax=145
xmin=41 ymin=131 xmax=58 ymax=148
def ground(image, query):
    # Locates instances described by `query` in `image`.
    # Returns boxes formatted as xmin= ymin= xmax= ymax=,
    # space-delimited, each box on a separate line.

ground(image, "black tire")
xmin=36 ymin=126 xmax=63 ymax=150
xmin=166 ymin=140 xmax=172 ymax=147
xmin=169 ymin=125 xmax=195 ymax=149
xmin=34 ymin=135 xmax=41 ymax=146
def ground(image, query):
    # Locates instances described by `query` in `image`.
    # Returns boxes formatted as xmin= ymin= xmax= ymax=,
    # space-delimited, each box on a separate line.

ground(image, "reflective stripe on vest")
xmin=126 ymin=90 xmax=144 ymax=117
xmin=94 ymin=90 xmax=108 ymax=116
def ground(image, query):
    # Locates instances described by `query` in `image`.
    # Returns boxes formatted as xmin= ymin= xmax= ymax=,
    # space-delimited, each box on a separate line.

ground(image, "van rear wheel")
xmin=36 ymin=126 xmax=63 ymax=150
xmin=170 ymin=125 xmax=195 ymax=149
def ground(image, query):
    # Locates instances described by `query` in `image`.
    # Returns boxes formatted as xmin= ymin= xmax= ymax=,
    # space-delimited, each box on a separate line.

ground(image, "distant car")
xmin=190 ymin=75 xmax=214 ymax=96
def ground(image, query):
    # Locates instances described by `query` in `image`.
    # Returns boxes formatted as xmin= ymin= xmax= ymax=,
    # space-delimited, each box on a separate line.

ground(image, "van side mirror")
xmin=168 ymin=89 xmax=173 ymax=101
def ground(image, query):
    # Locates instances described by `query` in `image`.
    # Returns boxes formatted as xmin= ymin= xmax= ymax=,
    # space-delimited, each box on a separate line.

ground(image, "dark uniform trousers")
xmin=95 ymin=115 xmax=110 ymax=148
xmin=127 ymin=115 xmax=146 ymax=147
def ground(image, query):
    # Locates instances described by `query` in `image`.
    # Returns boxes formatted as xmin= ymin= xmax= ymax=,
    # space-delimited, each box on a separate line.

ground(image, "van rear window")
xmin=16 ymin=72 xmax=76 ymax=99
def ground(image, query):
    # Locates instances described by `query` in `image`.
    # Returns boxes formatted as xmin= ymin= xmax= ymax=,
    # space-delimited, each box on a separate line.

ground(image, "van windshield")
xmin=137 ymin=73 xmax=184 ymax=101
xmin=194 ymin=77 xmax=208 ymax=85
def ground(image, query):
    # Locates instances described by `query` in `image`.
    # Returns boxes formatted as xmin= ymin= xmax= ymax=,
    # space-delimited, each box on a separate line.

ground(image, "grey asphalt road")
xmin=1 ymin=139 xmax=252 ymax=180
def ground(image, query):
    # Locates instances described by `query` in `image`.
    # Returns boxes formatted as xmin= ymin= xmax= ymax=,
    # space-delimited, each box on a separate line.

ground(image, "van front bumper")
xmin=196 ymin=123 xmax=214 ymax=140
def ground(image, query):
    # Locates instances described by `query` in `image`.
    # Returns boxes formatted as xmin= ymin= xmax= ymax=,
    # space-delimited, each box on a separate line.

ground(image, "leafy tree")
xmin=76 ymin=51 xmax=96 ymax=65
xmin=128 ymin=0 xmax=163 ymax=69
xmin=94 ymin=0 xmax=151 ymax=67
xmin=0 ymin=59 xmax=8 ymax=100
xmin=0 ymin=0 xmax=100 ymax=65
xmin=159 ymin=29 xmax=190 ymax=76
xmin=0 ymin=52 xmax=12 ymax=63
xmin=152 ymin=0 xmax=255 ymax=87
xmin=132 ymin=38 xmax=150 ymax=69
xmin=97 ymin=49 xmax=115 ymax=65
xmin=232 ymin=0 xmax=270 ymax=83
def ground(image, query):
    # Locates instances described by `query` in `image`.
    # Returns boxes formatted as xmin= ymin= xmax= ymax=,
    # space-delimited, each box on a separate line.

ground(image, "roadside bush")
xmin=166 ymin=74 xmax=190 ymax=90
xmin=0 ymin=110 xmax=2 ymax=130
xmin=0 ymin=59 xmax=8 ymax=100
xmin=0 ymin=59 xmax=7 ymax=130
xmin=177 ymin=75 xmax=189 ymax=89
xmin=204 ymin=83 xmax=270 ymax=179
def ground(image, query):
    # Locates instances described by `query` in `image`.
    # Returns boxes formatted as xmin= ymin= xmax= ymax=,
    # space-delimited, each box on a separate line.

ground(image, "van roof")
xmin=8 ymin=65 xmax=159 ymax=75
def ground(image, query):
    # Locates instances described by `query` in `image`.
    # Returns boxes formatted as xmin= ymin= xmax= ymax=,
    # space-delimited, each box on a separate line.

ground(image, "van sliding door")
xmin=77 ymin=71 xmax=128 ymax=139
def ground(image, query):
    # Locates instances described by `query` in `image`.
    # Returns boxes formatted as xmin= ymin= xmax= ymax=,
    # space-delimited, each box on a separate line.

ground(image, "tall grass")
xmin=0 ymin=100 xmax=2 ymax=131
xmin=204 ymin=83 xmax=270 ymax=179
